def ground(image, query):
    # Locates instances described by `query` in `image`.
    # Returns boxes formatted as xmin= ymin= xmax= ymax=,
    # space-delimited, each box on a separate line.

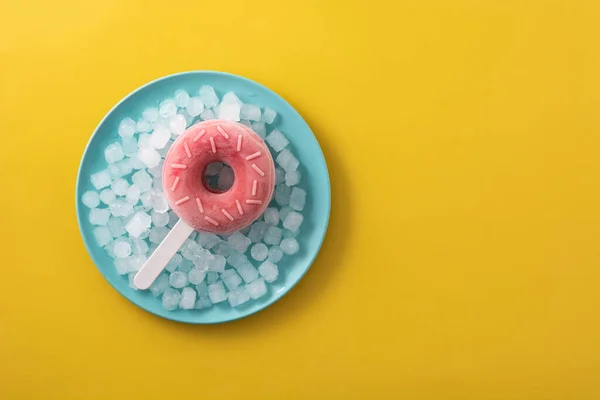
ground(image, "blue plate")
xmin=76 ymin=71 xmax=330 ymax=323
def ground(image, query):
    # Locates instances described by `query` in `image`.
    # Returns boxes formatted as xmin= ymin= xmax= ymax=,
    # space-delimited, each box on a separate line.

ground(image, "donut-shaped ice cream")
xmin=162 ymin=120 xmax=275 ymax=233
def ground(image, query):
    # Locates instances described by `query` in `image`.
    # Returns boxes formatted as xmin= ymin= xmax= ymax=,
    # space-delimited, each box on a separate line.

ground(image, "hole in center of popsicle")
xmin=202 ymin=161 xmax=234 ymax=193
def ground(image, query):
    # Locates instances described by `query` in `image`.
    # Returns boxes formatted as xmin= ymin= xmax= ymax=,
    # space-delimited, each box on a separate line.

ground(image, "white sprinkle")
xmin=252 ymin=180 xmax=257 ymax=196
xmin=221 ymin=209 xmax=234 ymax=221
xmin=251 ymin=164 xmax=265 ymax=176
xmin=217 ymin=125 xmax=230 ymax=139
xmin=175 ymin=196 xmax=190 ymax=205
xmin=171 ymin=177 xmax=180 ymax=191
xmin=205 ymin=216 xmax=219 ymax=226
xmin=237 ymin=135 xmax=242 ymax=151
xmin=193 ymin=129 xmax=206 ymax=142
xmin=245 ymin=151 xmax=262 ymax=161
xmin=209 ymin=137 xmax=216 ymax=153
xmin=235 ymin=200 xmax=244 ymax=215
xmin=246 ymin=199 xmax=263 ymax=205
xmin=195 ymin=197 xmax=204 ymax=213
xmin=184 ymin=142 xmax=192 ymax=158
xmin=171 ymin=164 xmax=187 ymax=169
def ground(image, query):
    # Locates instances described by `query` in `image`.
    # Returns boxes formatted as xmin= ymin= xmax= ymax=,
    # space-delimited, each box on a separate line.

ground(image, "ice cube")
xmin=136 ymin=119 xmax=152 ymax=134
xmin=125 ymin=211 xmax=151 ymax=238
xmin=149 ymin=226 xmax=169 ymax=244
xmin=125 ymin=185 xmax=141 ymax=204
xmin=91 ymin=170 xmax=112 ymax=190
xmin=251 ymin=122 xmax=266 ymax=138
xmin=89 ymin=208 xmax=110 ymax=225
xmin=148 ymin=161 xmax=164 ymax=177
xmin=280 ymin=238 xmax=299 ymax=255
xmin=199 ymin=86 xmax=219 ymax=108
xmin=200 ymin=108 xmax=216 ymax=121
xmin=114 ymin=239 xmax=132 ymax=258
xmin=218 ymin=102 xmax=241 ymax=121
xmin=107 ymin=217 xmax=126 ymax=237
xmin=169 ymin=271 xmax=188 ymax=289
xmin=132 ymin=170 xmax=153 ymax=193
xmin=93 ymin=226 xmax=112 ymax=246
xmin=218 ymin=165 xmax=235 ymax=190
xmin=99 ymin=189 xmax=117 ymax=205
xmin=265 ymin=129 xmax=289 ymax=152
xmin=263 ymin=208 xmax=279 ymax=226
xmin=151 ymin=210 xmax=169 ymax=227
xmin=149 ymin=273 xmax=170 ymax=297
xmin=142 ymin=107 xmax=159 ymax=122
xmin=283 ymin=211 xmax=304 ymax=232
xmin=118 ymin=118 xmax=136 ymax=138
xmin=228 ymin=232 xmax=251 ymax=253
xmin=188 ymin=268 xmax=206 ymax=285
xmin=268 ymin=246 xmax=283 ymax=263
xmin=138 ymin=133 xmax=152 ymax=149
xmin=149 ymin=126 xmax=170 ymax=149
xmin=196 ymin=232 xmax=220 ymax=249
xmin=248 ymin=221 xmax=268 ymax=243
xmin=206 ymin=271 xmax=219 ymax=284
xmin=221 ymin=92 xmax=240 ymax=104
xmin=111 ymin=159 xmax=134 ymax=178
xmin=159 ymin=99 xmax=177 ymax=118
xmin=240 ymin=104 xmax=261 ymax=121
xmin=174 ymin=89 xmax=190 ymax=108
xmin=81 ymin=191 xmax=100 ymax=208
xmin=208 ymin=282 xmax=227 ymax=303
xmin=289 ymin=187 xmax=306 ymax=211
xmin=279 ymin=206 xmax=292 ymax=221
xmin=128 ymin=154 xmax=146 ymax=170
xmin=258 ymin=261 xmax=279 ymax=283
xmin=236 ymin=262 xmax=260 ymax=283
xmin=263 ymin=226 xmax=282 ymax=246
xmin=276 ymin=149 xmax=299 ymax=172
xmin=227 ymin=287 xmax=250 ymax=307
xmin=161 ymin=288 xmax=181 ymax=311
xmin=262 ymin=107 xmax=277 ymax=124
xmin=205 ymin=161 xmax=224 ymax=176
xmin=250 ymin=243 xmax=269 ymax=261
xmin=240 ymin=119 xmax=252 ymax=128
xmin=179 ymin=287 xmax=196 ymax=310
xmin=285 ymin=170 xmax=301 ymax=186
xmin=110 ymin=199 xmax=134 ymax=218
xmin=195 ymin=296 xmax=213 ymax=309
xmin=121 ymin=136 xmax=138 ymax=157
xmin=131 ymin=237 xmax=149 ymax=255
xmin=168 ymin=114 xmax=186 ymax=136
xmin=214 ymin=241 xmax=232 ymax=256
xmin=140 ymin=192 xmax=153 ymax=210
xmin=165 ymin=253 xmax=182 ymax=273
xmin=208 ymin=254 xmax=226 ymax=273
xmin=246 ymin=278 xmax=267 ymax=299
xmin=227 ymin=251 xmax=248 ymax=268
xmin=138 ymin=147 xmax=161 ymax=168
xmin=221 ymin=269 xmax=242 ymax=290
xmin=111 ymin=178 xmax=130 ymax=196
xmin=186 ymin=96 xmax=204 ymax=116
xmin=196 ymin=281 xmax=209 ymax=298
xmin=275 ymin=184 xmax=292 ymax=206
xmin=152 ymin=193 xmax=169 ymax=213
xmin=104 ymin=142 xmax=125 ymax=164
xmin=275 ymin=168 xmax=285 ymax=185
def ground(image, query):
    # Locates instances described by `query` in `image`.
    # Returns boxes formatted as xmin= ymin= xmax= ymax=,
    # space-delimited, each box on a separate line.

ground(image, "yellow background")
xmin=1 ymin=0 xmax=599 ymax=398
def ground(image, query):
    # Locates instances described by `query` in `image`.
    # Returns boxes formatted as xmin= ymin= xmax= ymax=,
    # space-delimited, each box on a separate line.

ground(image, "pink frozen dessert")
xmin=162 ymin=120 xmax=275 ymax=233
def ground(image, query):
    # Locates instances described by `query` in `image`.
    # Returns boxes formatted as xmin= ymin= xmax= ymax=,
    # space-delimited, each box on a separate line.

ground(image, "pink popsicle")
xmin=163 ymin=120 xmax=275 ymax=233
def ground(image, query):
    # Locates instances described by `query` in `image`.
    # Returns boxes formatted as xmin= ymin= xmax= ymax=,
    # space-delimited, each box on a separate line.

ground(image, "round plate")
xmin=76 ymin=71 xmax=331 ymax=323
